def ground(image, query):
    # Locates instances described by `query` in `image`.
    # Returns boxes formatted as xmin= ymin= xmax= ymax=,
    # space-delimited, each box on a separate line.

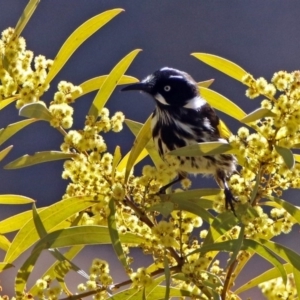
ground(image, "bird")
xmin=121 ymin=67 xmax=237 ymax=213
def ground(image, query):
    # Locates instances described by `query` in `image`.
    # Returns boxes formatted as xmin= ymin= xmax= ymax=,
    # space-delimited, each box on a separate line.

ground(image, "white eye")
xmin=164 ymin=85 xmax=171 ymax=92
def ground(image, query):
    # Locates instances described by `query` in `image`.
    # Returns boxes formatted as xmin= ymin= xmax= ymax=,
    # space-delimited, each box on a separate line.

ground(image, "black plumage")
xmin=122 ymin=67 xmax=237 ymax=212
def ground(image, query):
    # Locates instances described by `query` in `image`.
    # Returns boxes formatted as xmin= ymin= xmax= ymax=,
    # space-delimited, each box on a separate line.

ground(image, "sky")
xmin=1 ymin=1 xmax=300 ymax=298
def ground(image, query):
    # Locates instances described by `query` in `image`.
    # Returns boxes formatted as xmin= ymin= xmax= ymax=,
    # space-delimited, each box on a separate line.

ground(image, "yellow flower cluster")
xmin=151 ymin=220 xmax=176 ymax=247
xmin=48 ymin=81 xmax=82 ymax=129
xmin=34 ymin=275 xmax=61 ymax=300
xmin=130 ymin=267 xmax=153 ymax=288
xmin=259 ymin=276 xmax=297 ymax=299
xmin=0 ymin=28 xmax=52 ymax=108
xmin=228 ymin=71 xmax=300 ymax=203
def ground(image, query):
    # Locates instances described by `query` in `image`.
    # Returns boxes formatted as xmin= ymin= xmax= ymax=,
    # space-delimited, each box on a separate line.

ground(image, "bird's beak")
xmin=121 ymin=82 xmax=151 ymax=93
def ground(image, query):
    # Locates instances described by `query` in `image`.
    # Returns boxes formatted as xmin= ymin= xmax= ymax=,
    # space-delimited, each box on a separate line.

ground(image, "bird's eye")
xmin=164 ymin=85 xmax=171 ymax=92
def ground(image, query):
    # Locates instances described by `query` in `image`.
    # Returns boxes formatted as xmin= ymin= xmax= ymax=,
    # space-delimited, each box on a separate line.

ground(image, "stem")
xmin=221 ymin=259 xmax=238 ymax=300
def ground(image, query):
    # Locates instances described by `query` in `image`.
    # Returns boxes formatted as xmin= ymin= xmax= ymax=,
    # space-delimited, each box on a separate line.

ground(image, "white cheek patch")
xmin=155 ymin=93 xmax=170 ymax=105
xmin=184 ymin=96 xmax=206 ymax=109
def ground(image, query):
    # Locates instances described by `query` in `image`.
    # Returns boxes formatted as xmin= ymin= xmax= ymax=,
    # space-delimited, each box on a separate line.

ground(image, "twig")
xmin=221 ymin=259 xmax=238 ymax=300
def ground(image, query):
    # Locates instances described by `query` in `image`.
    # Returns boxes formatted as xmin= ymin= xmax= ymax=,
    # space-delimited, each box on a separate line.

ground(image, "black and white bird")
xmin=122 ymin=67 xmax=237 ymax=212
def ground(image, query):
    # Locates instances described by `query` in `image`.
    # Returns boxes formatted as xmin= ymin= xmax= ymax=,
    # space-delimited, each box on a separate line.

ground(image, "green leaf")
xmin=19 ymin=102 xmax=52 ymax=121
xmin=200 ymin=87 xmax=246 ymax=120
xmin=108 ymin=275 xmax=166 ymax=300
xmin=0 ymin=96 xmax=18 ymax=110
xmin=192 ymin=53 xmax=248 ymax=83
xmin=32 ymin=203 xmax=47 ymax=238
xmin=274 ymin=145 xmax=295 ymax=169
xmin=294 ymin=154 xmax=300 ymax=163
xmin=226 ymin=225 xmax=245 ymax=268
xmin=76 ymin=75 xmax=138 ymax=100
xmin=203 ymin=211 xmax=238 ymax=247
xmin=147 ymin=286 xmax=193 ymax=299
xmin=32 ymin=226 xmax=145 ymax=252
xmin=0 ymin=119 xmax=37 ymax=146
xmin=125 ymin=115 xmax=152 ymax=182
xmin=234 ymin=263 xmax=292 ymax=294
xmin=168 ymin=141 xmax=233 ymax=157
xmin=293 ymin=267 xmax=300 ymax=298
xmin=111 ymin=145 xmax=122 ymax=182
xmin=258 ymin=239 xmax=300 ymax=273
xmin=125 ymin=118 xmax=164 ymax=168
xmin=12 ymin=0 xmax=40 ymax=40
xmin=4 ymin=151 xmax=76 ymax=169
xmin=266 ymin=195 xmax=300 ymax=224
xmin=88 ymin=49 xmax=141 ymax=117
xmin=0 ymin=208 xmax=45 ymax=234
xmin=15 ymin=247 xmax=42 ymax=298
xmin=0 ymin=234 xmax=11 ymax=251
xmin=4 ymin=196 xmax=96 ymax=264
xmin=243 ymin=239 xmax=287 ymax=285
xmin=147 ymin=202 xmax=174 ymax=218
xmin=0 ymin=262 xmax=13 ymax=272
xmin=29 ymin=245 xmax=83 ymax=296
xmin=0 ymin=145 xmax=13 ymax=161
xmin=44 ymin=9 xmax=123 ymax=86
xmin=164 ymin=254 xmax=170 ymax=300
xmin=240 ymin=108 xmax=276 ymax=123
xmin=108 ymin=198 xmax=128 ymax=269
xmin=0 ymin=194 xmax=34 ymax=205
xmin=197 ymin=79 xmax=214 ymax=88
xmin=167 ymin=197 xmax=215 ymax=224
xmin=117 ymin=148 xmax=148 ymax=172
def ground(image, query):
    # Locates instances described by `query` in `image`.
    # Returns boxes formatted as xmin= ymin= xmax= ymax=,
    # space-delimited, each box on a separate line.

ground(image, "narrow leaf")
xmin=274 ymin=145 xmax=295 ymax=169
xmin=88 ymin=49 xmax=141 ymax=117
xmin=5 ymin=196 xmax=96 ymax=264
xmin=293 ymin=267 xmax=300 ymax=299
xmin=0 ymin=235 xmax=11 ymax=251
xmin=234 ymin=263 xmax=292 ymax=294
xmin=117 ymin=148 xmax=148 ymax=172
xmin=258 ymin=239 xmax=300 ymax=273
xmin=168 ymin=141 xmax=232 ymax=157
xmin=0 ymin=96 xmax=18 ymax=110
xmin=200 ymin=87 xmax=246 ymax=120
xmin=240 ymin=108 xmax=276 ymax=123
xmin=147 ymin=202 xmax=174 ymax=218
xmin=111 ymin=146 xmax=122 ymax=181
xmin=266 ymin=195 xmax=300 ymax=225
xmin=15 ymin=248 xmax=42 ymax=298
xmin=244 ymin=239 xmax=287 ymax=285
xmin=192 ymin=53 xmax=248 ymax=83
xmin=32 ymin=203 xmax=47 ymax=238
xmin=125 ymin=115 xmax=152 ymax=182
xmin=164 ymin=254 xmax=170 ymax=300
xmin=295 ymin=154 xmax=300 ymax=163
xmin=19 ymin=102 xmax=52 ymax=121
xmin=125 ymin=118 xmax=164 ymax=168
xmin=12 ymin=0 xmax=40 ymax=40
xmin=4 ymin=151 xmax=76 ymax=169
xmin=0 ymin=145 xmax=13 ymax=161
xmin=197 ymin=79 xmax=214 ymax=88
xmin=0 ymin=262 xmax=13 ymax=272
xmin=0 ymin=194 xmax=34 ymax=205
xmin=44 ymin=9 xmax=123 ymax=86
xmin=0 ymin=119 xmax=37 ymax=146
xmin=29 ymin=245 xmax=83 ymax=295
xmin=32 ymin=226 xmax=145 ymax=252
xmin=108 ymin=198 xmax=128 ymax=269
xmin=226 ymin=225 xmax=245 ymax=268
xmin=0 ymin=208 xmax=45 ymax=234
xmin=76 ymin=75 xmax=138 ymax=100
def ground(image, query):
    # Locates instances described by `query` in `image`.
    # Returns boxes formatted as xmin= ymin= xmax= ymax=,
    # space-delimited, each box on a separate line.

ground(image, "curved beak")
xmin=121 ymin=82 xmax=152 ymax=93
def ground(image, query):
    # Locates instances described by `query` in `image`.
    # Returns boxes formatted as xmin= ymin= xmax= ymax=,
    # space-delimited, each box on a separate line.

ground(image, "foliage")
xmin=1 ymin=1 xmax=300 ymax=300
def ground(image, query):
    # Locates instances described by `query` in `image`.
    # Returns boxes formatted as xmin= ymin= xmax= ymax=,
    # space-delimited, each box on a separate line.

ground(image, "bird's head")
xmin=122 ymin=67 xmax=204 ymax=108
